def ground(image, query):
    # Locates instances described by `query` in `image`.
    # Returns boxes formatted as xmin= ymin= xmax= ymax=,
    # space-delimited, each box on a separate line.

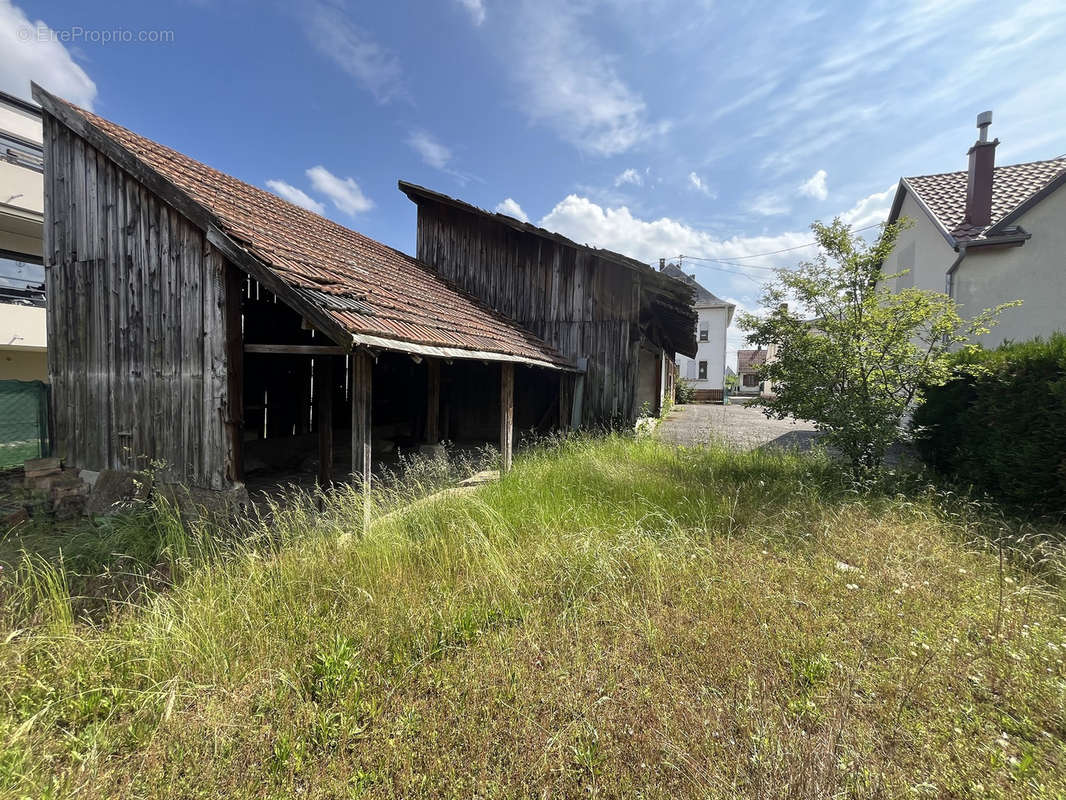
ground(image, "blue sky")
xmin=4 ymin=0 xmax=1066 ymax=365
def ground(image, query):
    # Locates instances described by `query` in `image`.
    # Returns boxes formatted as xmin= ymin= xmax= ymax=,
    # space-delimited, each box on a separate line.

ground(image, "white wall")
xmin=886 ymin=191 xmax=956 ymax=293
xmin=952 ymin=184 xmax=1066 ymax=346
xmin=676 ymin=304 xmax=729 ymax=390
xmin=0 ymin=304 xmax=47 ymax=381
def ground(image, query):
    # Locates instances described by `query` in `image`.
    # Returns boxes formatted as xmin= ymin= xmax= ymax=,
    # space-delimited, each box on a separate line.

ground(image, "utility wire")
xmin=672 ymin=221 xmax=883 ymax=270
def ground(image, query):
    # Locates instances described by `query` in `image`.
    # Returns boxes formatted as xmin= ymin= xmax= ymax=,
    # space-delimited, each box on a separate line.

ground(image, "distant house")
xmin=884 ymin=111 xmax=1066 ymax=347
xmin=736 ymin=348 xmax=768 ymax=395
xmin=658 ymin=262 xmax=734 ymax=401
xmin=0 ymin=90 xmax=46 ymax=382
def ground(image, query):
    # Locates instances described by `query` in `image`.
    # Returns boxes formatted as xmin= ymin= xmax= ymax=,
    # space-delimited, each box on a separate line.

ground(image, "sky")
xmin=4 ymin=0 xmax=1066 ymax=367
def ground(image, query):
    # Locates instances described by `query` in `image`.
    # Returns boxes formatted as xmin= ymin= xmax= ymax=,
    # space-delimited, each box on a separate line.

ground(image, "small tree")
xmin=738 ymin=218 xmax=1015 ymax=477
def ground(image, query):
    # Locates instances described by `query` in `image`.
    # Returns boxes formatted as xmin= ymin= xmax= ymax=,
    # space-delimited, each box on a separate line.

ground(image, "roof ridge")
xmin=906 ymin=154 xmax=1066 ymax=182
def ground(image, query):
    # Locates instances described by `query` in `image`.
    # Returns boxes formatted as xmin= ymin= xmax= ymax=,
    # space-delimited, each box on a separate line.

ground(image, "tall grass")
xmin=0 ymin=435 xmax=1064 ymax=798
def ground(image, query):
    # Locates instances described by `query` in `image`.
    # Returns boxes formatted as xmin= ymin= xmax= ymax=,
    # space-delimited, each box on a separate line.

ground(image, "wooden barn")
xmin=400 ymin=182 xmax=696 ymax=423
xmin=32 ymin=85 xmax=585 ymax=497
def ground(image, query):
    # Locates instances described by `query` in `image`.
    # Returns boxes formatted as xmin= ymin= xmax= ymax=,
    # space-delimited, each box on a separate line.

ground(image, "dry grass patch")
xmin=0 ymin=435 xmax=1064 ymax=798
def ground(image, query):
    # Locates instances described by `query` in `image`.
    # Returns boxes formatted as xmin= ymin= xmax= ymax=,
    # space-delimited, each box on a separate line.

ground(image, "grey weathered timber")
xmin=404 ymin=194 xmax=691 ymax=427
xmin=244 ymin=344 xmax=347 ymax=355
xmin=41 ymin=110 xmax=236 ymax=487
xmin=351 ymin=350 xmax=372 ymax=490
xmin=316 ymin=356 xmax=333 ymax=486
xmin=500 ymin=362 xmax=514 ymax=472
xmin=425 ymin=359 xmax=440 ymax=443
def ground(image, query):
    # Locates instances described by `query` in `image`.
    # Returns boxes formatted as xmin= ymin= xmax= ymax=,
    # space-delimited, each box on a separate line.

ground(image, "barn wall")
xmin=42 ymin=114 xmax=234 ymax=488
xmin=414 ymin=203 xmax=641 ymax=424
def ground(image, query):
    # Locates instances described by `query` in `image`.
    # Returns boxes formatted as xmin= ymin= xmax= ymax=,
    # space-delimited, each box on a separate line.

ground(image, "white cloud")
xmin=688 ymin=171 xmax=713 ymax=197
xmin=303 ymin=1 xmax=404 ymax=103
xmin=265 ymin=179 xmax=326 ymax=214
xmin=494 ymin=198 xmax=528 ymax=222
xmin=0 ymin=0 xmax=96 ymax=108
xmin=509 ymin=2 xmax=668 ymax=156
xmin=748 ymin=193 xmax=788 ymax=216
xmin=540 ymin=195 xmax=809 ymax=273
xmin=798 ymin=168 xmax=828 ymax=201
xmin=407 ymin=129 xmax=452 ymax=170
xmin=455 ymin=0 xmax=486 ymax=25
xmin=614 ymin=168 xmax=643 ymax=187
xmin=839 ymin=183 xmax=896 ymax=229
xmin=306 ymin=165 xmax=373 ymax=215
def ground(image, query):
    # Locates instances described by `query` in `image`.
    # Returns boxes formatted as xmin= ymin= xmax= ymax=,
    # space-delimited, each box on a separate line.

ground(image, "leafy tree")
xmin=738 ymin=218 xmax=1016 ymax=477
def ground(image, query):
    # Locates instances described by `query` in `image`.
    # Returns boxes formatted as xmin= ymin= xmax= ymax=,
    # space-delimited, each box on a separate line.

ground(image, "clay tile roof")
xmin=904 ymin=157 xmax=1066 ymax=242
xmin=737 ymin=349 xmax=766 ymax=372
xmin=43 ymin=94 xmax=573 ymax=370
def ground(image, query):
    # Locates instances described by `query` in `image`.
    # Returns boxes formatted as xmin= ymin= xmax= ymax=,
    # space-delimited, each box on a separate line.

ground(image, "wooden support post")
xmin=316 ymin=356 xmax=333 ymax=487
xmin=351 ymin=350 xmax=372 ymax=507
xmin=500 ymin=362 xmax=514 ymax=472
xmin=558 ymin=373 xmax=573 ymax=431
xmin=425 ymin=358 xmax=440 ymax=444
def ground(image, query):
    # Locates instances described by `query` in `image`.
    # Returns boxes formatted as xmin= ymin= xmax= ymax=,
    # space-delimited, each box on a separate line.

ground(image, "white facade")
xmin=0 ymin=91 xmax=47 ymax=382
xmin=886 ymin=184 xmax=1066 ymax=348
xmin=676 ymin=303 xmax=732 ymax=390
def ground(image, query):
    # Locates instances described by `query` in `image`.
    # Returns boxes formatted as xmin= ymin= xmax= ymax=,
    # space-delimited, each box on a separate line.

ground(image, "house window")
xmin=698 ymin=361 xmax=708 ymax=380
xmin=743 ymin=373 xmax=759 ymax=387
xmin=699 ymin=326 xmax=709 ymax=342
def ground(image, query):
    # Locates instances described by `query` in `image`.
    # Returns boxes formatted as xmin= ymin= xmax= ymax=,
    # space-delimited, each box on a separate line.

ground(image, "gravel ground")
xmin=656 ymin=401 xmax=822 ymax=452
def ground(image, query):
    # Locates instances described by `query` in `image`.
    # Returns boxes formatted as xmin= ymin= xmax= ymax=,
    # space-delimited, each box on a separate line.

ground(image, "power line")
xmin=673 ymin=221 xmax=883 ymax=269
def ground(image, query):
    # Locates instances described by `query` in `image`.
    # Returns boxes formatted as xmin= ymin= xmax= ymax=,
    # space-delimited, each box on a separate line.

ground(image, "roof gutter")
xmin=945 ymin=229 xmax=1031 ymax=297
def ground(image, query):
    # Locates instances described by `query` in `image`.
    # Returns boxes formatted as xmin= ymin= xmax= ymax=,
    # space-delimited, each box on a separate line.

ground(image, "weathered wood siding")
xmin=42 ymin=113 xmax=235 ymax=488
xmin=415 ymin=203 xmax=644 ymax=424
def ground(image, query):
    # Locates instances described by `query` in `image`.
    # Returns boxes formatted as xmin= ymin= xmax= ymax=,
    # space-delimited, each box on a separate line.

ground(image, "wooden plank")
xmin=224 ymin=261 xmax=244 ymax=483
xmin=316 ymin=356 xmax=333 ymax=486
xmin=500 ymin=362 xmax=514 ymax=472
xmin=243 ymin=343 xmax=347 ymax=355
xmin=425 ymin=358 xmax=440 ymax=443
xmin=350 ymin=350 xmax=372 ymax=514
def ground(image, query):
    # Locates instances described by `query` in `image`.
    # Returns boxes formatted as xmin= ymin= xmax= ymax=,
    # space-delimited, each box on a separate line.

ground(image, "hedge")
xmin=912 ymin=333 xmax=1066 ymax=514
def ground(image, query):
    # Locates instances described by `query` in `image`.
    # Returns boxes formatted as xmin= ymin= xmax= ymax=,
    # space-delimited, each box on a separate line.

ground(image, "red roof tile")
xmin=45 ymin=95 xmax=573 ymax=370
xmin=737 ymin=349 xmax=766 ymax=372
xmin=904 ymin=157 xmax=1066 ymax=242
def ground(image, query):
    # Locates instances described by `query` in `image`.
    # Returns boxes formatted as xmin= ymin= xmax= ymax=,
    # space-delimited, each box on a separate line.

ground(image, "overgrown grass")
xmin=1 ymin=435 xmax=1065 ymax=798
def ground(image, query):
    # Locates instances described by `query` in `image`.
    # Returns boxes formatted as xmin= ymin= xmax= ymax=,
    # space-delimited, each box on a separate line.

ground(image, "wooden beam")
xmin=500 ymin=362 xmax=514 ymax=473
xmin=558 ymin=373 xmax=574 ymax=432
xmin=316 ymin=356 xmax=333 ymax=487
xmin=425 ymin=358 xmax=440 ymax=444
xmin=244 ymin=343 xmax=347 ymax=356
xmin=224 ymin=261 xmax=244 ymax=482
xmin=351 ymin=350 xmax=372 ymax=506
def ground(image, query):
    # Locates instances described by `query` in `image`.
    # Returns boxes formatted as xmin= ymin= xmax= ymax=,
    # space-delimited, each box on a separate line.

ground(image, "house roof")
xmin=659 ymin=263 xmax=734 ymax=308
xmin=398 ymin=181 xmax=698 ymax=357
xmin=33 ymin=86 xmax=574 ymax=371
xmin=889 ymin=156 xmax=1066 ymax=245
xmin=736 ymin=349 xmax=766 ymax=372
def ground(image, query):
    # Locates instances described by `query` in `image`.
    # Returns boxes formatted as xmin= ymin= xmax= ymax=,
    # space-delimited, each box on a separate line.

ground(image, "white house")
xmin=884 ymin=111 xmax=1066 ymax=347
xmin=0 ymin=89 xmax=46 ymax=382
xmin=661 ymin=262 xmax=734 ymax=400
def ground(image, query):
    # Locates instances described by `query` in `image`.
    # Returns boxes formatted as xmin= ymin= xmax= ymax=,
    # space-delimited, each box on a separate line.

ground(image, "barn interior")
xmin=237 ymin=277 xmax=564 ymax=494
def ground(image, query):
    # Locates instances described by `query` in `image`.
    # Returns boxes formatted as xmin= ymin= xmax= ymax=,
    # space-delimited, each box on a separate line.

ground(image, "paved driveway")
xmin=656 ymin=401 xmax=822 ymax=451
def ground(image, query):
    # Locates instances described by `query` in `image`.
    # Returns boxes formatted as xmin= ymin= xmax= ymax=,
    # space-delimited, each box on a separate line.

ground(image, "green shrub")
xmin=912 ymin=333 xmax=1066 ymax=514
xmin=674 ymin=377 xmax=695 ymax=404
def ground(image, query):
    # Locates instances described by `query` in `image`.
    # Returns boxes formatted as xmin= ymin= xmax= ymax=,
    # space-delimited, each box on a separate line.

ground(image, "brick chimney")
xmin=964 ymin=110 xmax=997 ymax=226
